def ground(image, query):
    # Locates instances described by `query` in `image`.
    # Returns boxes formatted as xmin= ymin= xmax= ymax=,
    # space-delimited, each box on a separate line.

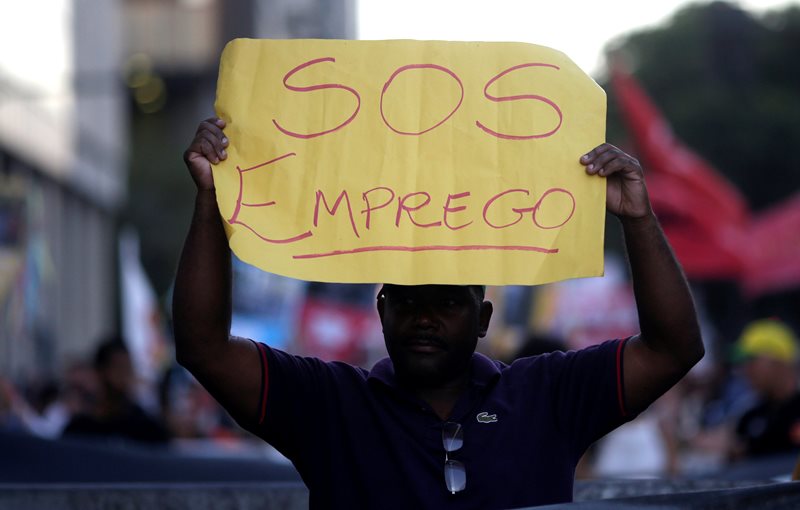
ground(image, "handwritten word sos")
xmin=271 ymin=57 xmax=563 ymax=141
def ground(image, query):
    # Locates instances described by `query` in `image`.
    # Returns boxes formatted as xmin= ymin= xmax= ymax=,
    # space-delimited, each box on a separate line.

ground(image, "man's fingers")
xmin=199 ymin=139 xmax=221 ymax=164
xmin=196 ymin=117 xmax=226 ymax=136
xmin=596 ymin=157 xmax=635 ymax=177
xmin=197 ymin=131 xmax=227 ymax=161
xmin=187 ymin=118 xmax=228 ymax=164
xmin=581 ymin=144 xmax=640 ymax=177
xmin=581 ymin=143 xmax=615 ymax=165
xmin=194 ymin=118 xmax=227 ymax=148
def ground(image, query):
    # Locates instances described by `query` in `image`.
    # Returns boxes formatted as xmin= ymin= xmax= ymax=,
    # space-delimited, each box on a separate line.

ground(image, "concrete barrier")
xmin=0 ymin=483 xmax=308 ymax=510
xmin=3 ymin=430 xmax=799 ymax=509
xmin=3 ymin=480 xmax=799 ymax=510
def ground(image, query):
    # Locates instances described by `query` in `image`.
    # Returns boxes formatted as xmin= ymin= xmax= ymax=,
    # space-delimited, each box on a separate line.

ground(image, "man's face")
xmin=378 ymin=285 xmax=492 ymax=388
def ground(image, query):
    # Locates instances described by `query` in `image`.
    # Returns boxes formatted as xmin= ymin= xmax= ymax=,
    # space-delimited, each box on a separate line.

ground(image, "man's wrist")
xmin=194 ymin=189 xmax=221 ymax=219
xmin=196 ymin=188 xmax=217 ymax=198
xmin=619 ymin=211 xmax=659 ymax=231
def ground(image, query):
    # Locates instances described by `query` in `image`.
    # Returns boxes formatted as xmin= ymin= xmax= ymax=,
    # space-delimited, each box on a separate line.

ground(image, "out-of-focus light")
xmin=124 ymin=53 xmax=167 ymax=114
xmin=134 ymin=76 xmax=164 ymax=104
xmin=124 ymin=53 xmax=153 ymax=88
xmin=134 ymin=76 xmax=166 ymax=114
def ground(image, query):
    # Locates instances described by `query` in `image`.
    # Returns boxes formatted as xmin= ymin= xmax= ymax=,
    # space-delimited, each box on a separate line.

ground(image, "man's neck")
xmin=408 ymin=373 xmax=470 ymax=421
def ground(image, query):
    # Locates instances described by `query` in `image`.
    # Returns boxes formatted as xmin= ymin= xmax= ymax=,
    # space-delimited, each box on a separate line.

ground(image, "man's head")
xmin=733 ymin=319 xmax=798 ymax=400
xmin=377 ymin=284 xmax=492 ymax=389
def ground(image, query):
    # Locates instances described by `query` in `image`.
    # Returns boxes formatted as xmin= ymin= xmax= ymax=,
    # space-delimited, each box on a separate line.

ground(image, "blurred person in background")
xmin=60 ymin=360 xmax=102 ymax=426
xmin=160 ymin=361 xmax=246 ymax=443
xmin=731 ymin=319 xmax=800 ymax=459
xmin=63 ymin=336 xmax=170 ymax=446
xmin=0 ymin=377 xmax=28 ymax=433
xmin=0 ymin=362 xmax=99 ymax=439
xmin=13 ymin=378 xmax=70 ymax=438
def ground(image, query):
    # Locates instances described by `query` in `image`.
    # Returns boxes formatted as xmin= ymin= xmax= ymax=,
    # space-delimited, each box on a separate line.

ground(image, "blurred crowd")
xmin=0 ymin=336 xmax=258 ymax=456
xmin=2 ymin=317 xmax=800 ymax=480
xmin=570 ymin=317 xmax=800 ymax=479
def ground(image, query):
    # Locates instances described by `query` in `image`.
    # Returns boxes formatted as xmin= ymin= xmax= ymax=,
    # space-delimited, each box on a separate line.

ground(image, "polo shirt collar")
xmin=367 ymin=352 xmax=501 ymax=390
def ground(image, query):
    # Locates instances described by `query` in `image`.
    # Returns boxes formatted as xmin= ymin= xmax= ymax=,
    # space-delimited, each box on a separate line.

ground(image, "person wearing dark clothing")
xmin=733 ymin=319 xmax=800 ymax=458
xmin=172 ymin=117 xmax=703 ymax=508
xmin=63 ymin=338 xmax=170 ymax=446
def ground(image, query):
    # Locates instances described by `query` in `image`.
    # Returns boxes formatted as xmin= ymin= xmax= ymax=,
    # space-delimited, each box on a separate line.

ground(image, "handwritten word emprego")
xmin=227 ymin=154 xmax=576 ymax=250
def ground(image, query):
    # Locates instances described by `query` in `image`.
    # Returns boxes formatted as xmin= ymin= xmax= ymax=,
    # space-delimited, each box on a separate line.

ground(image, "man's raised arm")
xmin=581 ymin=144 xmax=705 ymax=415
xmin=173 ymin=118 xmax=262 ymax=428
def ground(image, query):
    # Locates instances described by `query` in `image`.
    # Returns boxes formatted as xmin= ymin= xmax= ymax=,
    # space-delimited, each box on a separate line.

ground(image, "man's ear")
xmin=478 ymin=301 xmax=493 ymax=338
xmin=377 ymin=294 xmax=386 ymax=324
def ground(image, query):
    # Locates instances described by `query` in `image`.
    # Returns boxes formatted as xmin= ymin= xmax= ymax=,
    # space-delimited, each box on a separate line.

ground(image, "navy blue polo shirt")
xmin=252 ymin=338 xmax=632 ymax=510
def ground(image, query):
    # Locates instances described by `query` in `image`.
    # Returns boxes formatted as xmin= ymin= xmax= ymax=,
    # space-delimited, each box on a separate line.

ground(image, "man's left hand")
xmin=581 ymin=143 xmax=652 ymax=219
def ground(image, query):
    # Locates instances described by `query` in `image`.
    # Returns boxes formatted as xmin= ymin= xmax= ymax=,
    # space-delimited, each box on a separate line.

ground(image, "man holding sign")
xmin=173 ymin=40 xmax=703 ymax=509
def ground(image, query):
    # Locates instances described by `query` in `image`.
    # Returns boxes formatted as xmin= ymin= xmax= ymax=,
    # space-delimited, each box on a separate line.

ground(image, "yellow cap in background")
xmin=733 ymin=319 xmax=799 ymax=363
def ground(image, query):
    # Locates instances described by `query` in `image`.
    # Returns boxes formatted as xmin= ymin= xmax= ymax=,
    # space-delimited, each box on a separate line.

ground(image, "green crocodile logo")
xmin=476 ymin=412 xmax=498 ymax=423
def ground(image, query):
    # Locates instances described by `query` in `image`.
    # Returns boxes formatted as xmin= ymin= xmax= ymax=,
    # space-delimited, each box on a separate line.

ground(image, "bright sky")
xmin=0 ymin=0 xmax=71 ymax=96
xmin=358 ymin=0 xmax=795 ymax=77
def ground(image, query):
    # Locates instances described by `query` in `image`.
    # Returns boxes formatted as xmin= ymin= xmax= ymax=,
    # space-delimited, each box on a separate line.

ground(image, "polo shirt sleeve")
xmin=548 ymin=338 xmax=635 ymax=457
xmin=248 ymin=341 xmax=353 ymax=463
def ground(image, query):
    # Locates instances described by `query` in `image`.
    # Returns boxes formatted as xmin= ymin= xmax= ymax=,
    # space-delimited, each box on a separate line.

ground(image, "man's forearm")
xmin=622 ymin=212 xmax=704 ymax=366
xmin=173 ymin=190 xmax=232 ymax=366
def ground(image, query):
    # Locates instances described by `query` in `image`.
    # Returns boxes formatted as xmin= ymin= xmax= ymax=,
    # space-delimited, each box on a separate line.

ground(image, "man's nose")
xmin=411 ymin=302 xmax=438 ymax=328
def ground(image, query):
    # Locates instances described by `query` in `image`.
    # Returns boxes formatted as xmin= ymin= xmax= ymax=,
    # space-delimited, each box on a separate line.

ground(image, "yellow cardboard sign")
xmin=214 ymin=39 xmax=606 ymax=285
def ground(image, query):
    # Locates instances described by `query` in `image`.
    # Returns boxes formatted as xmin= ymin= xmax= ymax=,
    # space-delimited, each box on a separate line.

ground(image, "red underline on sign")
xmin=292 ymin=244 xmax=558 ymax=260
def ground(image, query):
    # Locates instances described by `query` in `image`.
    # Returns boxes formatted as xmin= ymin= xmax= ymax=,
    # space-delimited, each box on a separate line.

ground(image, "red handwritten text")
xmin=272 ymin=59 xmax=562 ymax=139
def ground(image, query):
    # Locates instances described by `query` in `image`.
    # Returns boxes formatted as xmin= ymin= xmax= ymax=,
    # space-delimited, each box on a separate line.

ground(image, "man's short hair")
xmin=378 ymin=284 xmax=486 ymax=301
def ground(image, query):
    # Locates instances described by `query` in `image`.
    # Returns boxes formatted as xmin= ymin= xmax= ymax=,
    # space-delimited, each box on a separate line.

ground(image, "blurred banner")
xmin=297 ymin=297 xmax=381 ymax=365
xmin=0 ymin=176 xmax=55 ymax=376
xmin=531 ymin=256 xmax=638 ymax=350
xmin=119 ymin=228 xmax=170 ymax=410
xmin=214 ymin=39 xmax=606 ymax=286
xmin=230 ymin=256 xmax=307 ymax=350
xmin=0 ymin=174 xmax=24 ymax=309
xmin=0 ymin=174 xmax=26 ymax=373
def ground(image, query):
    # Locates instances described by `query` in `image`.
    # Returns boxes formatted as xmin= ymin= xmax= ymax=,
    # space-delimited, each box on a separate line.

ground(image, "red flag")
xmin=742 ymin=193 xmax=800 ymax=296
xmin=612 ymin=64 xmax=800 ymax=295
xmin=611 ymin=66 xmax=749 ymax=279
xmin=611 ymin=68 xmax=749 ymax=227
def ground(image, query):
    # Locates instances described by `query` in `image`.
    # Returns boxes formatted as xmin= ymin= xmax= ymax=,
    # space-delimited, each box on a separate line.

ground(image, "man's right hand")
xmin=182 ymin=117 xmax=229 ymax=191
xmin=175 ymin=117 xmax=264 ymax=432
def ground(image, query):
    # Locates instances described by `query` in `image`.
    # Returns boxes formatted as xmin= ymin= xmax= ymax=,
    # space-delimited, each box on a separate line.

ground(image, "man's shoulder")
xmin=262 ymin=342 xmax=371 ymax=380
xmin=500 ymin=339 xmax=624 ymax=388
xmin=506 ymin=339 xmax=616 ymax=366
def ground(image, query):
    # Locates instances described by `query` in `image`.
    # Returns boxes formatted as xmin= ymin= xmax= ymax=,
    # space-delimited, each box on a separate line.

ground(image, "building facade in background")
xmin=1 ymin=0 xmax=357 ymax=381
xmin=123 ymin=0 xmax=369 ymax=371
xmin=0 ymin=1 xmax=126 ymax=380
